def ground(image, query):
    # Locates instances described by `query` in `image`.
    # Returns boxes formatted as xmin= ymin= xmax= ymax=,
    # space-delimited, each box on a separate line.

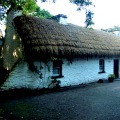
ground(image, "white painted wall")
xmin=1 ymin=57 xmax=119 ymax=90
xmin=1 ymin=62 xmax=52 ymax=90
xmin=59 ymin=17 xmax=67 ymax=25
xmin=61 ymin=58 xmax=114 ymax=87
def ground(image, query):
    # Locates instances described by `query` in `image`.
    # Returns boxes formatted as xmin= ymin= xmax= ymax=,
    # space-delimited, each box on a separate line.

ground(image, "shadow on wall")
xmin=0 ymin=58 xmax=10 ymax=86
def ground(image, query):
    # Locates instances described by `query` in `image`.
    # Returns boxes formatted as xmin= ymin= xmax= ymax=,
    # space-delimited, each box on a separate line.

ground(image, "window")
xmin=52 ymin=60 xmax=63 ymax=78
xmin=99 ymin=59 xmax=105 ymax=73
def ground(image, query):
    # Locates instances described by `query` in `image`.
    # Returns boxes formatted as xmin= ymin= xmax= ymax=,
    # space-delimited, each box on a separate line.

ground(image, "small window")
xmin=52 ymin=60 xmax=63 ymax=78
xmin=99 ymin=59 xmax=105 ymax=73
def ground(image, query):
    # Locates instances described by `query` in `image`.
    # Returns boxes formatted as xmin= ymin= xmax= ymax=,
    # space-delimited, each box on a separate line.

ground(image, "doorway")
xmin=114 ymin=59 xmax=119 ymax=78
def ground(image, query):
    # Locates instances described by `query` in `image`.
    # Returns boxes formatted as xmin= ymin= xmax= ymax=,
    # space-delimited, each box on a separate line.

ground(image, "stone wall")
xmin=1 ymin=57 xmax=119 ymax=90
xmin=3 ymin=10 xmax=22 ymax=70
xmin=1 ymin=62 xmax=52 ymax=90
xmin=61 ymin=58 xmax=115 ymax=86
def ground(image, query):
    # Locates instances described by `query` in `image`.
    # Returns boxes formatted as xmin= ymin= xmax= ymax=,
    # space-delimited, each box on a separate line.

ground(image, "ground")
xmin=1 ymin=80 xmax=120 ymax=120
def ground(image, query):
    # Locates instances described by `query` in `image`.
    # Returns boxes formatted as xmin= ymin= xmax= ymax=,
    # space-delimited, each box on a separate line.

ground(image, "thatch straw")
xmin=14 ymin=15 xmax=120 ymax=59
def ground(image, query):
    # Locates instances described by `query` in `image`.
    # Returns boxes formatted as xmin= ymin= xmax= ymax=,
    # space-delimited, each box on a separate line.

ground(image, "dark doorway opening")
xmin=114 ymin=59 xmax=119 ymax=78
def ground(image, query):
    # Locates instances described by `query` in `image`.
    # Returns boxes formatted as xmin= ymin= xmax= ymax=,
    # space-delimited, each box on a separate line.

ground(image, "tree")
xmin=69 ymin=0 xmax=94 ymax=27
xmin=0 ymin=0 xmax=52 ymax=69
xmin=85 ymin=10 xmax=94 ymax=27
xmin=34 ymin=7 xmax=52 ymax=19
xmin=101 ymin=26 xmax=120 ymax=32
xmin=0 ymin=0 xmax=94 ymax=26
xmin=0 ymin=0 xmax=52 ymax=21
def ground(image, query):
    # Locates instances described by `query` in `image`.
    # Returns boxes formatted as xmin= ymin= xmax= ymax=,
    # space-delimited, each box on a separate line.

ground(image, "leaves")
xmin=0 ymin=0 xmax=52 ymax=20
xmin=69 ymin=0 xmax=94 ymax=27
xmin=70 ymin=0 xmax=93 ymax=6
xmin=22 ymin=0 xmax=38 ymax=15
xmin=34 ymin=8 xmax=52 ymax=19
xmin=85 ymin=10 xmax=94 ymax=27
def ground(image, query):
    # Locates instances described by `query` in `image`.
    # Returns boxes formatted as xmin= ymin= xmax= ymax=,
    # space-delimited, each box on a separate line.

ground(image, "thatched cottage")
xmin=1 ymin=10 xmax=120 ymax=90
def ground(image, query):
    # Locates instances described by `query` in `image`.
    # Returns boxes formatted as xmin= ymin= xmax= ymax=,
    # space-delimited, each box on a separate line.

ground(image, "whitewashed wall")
xmin=1 ymin=57 xmax=119 ymax=90
xmin=61 ymin=58 xmax=115 ymax=87
xmin=1 ymin=62 xmax=52 ymax=90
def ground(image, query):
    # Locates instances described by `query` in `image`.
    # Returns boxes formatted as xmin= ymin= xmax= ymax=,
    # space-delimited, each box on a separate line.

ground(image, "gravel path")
xmin=1 ymin=80 xmax=120 ymax=120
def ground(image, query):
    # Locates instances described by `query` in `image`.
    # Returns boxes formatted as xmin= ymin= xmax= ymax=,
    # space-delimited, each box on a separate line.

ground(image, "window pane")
xmin=53 ymin=67 xmax=60 ymax=75
xmin=53 ymin=60 xmax=62 ymax=76
xmin=99 ymin=59 xmax=105 ymax=72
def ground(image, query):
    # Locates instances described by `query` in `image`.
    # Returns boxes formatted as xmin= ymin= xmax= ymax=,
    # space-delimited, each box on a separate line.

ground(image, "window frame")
xmin=99 ymin=59 xmax=105 ymax=73
xmin=52 ymin=60 xmax=63 ymax=78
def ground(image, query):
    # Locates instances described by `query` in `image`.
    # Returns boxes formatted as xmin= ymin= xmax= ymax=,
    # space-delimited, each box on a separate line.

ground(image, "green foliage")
xmin=22 ymin=0 xmax=38 ymax=15
xmin=108 ymin=74 xmax=115 ymax=79
xmin=108 ymin=74 xmax=115 ymax=82
xmin=101 ymin=25 xmax=120 ymax=32
xmin=70 ymin=0 xmax=93 ymax=7
xmin=0 ymin=0 xmax=52 ymax=20
xmin=85 ymin=10 xmax=94 ymax=27
xmin=0 ymin=0 xmax=24 ymax=20
xmin=0 ymin=0 xmax=37 ymax=20
xmin=0 ymin=0 xmax=94 ymax=26
xmin=0 ymin=0 xmax=24 ymax=9
xmin=34 ymin=7 xmax=52 ymax=19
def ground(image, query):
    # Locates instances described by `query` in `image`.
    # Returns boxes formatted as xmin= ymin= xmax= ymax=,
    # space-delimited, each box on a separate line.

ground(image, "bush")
xmin=108 ymin=74 xmax=115 ymax=82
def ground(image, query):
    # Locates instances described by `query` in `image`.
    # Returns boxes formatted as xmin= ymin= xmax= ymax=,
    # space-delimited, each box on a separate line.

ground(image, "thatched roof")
xmin=14 ymin=15 xmax=120 ymax=59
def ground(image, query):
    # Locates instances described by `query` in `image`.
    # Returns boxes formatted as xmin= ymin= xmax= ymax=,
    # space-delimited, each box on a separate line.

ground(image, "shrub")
xmin=108 ymin=74 xmax=115 ymax=82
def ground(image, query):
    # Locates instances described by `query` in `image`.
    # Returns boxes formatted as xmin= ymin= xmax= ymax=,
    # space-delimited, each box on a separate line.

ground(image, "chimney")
xmin=50 ymin=14 xmax=68 ymax=25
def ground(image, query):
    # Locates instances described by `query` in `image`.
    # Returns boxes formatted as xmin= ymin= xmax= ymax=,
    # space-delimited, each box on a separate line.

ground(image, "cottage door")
xmin=114 ymin=59 xmax=119 ymax=78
